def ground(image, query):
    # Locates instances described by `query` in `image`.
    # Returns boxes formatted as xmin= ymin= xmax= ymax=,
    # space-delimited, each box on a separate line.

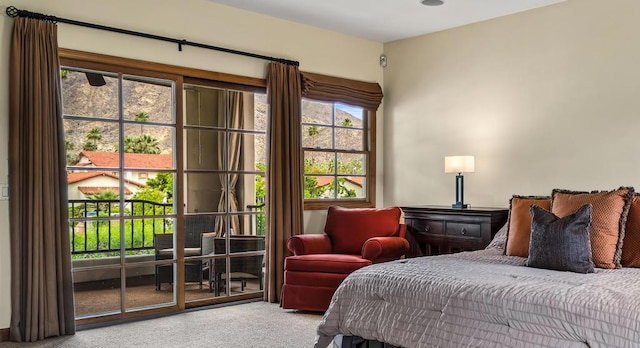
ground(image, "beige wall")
xmin=383 ymin=0 xmax=640 ymax=209
xmin=0 ymin=0 xmax=383 ymax=328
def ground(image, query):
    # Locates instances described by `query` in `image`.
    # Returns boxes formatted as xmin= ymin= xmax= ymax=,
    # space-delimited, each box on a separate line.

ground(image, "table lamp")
xmin=444 ymin=155 xmax=475 ymax=209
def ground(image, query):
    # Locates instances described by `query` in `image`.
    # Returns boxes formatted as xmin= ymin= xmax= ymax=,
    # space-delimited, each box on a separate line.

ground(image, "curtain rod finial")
xmin=6 ymin=6 xmax=19 ymax=17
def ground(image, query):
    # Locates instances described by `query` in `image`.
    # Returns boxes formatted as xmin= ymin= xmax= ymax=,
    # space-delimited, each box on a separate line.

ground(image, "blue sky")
xmin=335 ymin=103 xmax=363 ymax=119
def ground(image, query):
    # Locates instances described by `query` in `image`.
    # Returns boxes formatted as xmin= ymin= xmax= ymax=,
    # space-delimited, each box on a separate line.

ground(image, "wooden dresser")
xmin=401 ymin=206 xmax=509 ymax=257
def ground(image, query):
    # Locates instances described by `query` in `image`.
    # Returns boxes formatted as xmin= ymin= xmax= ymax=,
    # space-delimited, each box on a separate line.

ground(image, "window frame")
xmin=302 ymin=100 xmax=376 ymax=210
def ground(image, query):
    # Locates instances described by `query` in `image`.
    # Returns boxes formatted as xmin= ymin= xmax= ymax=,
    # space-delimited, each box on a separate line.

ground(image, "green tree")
xmin=338 ymin=159 xmax=363 ymax=175
xmin=134 ymin=111 xmax=149 ymax=135
xmin=87 ymin=189 xmax=119 ymax=213
xmin=65 ymin=140 xmax=77 ymax=164
xmin=254 ymin=163 xmax=267 ymax=235
xmin=83 ymin=127 xmax=102 ymax=151
xmin=307 ymin=125 xmax=319 ymax=137
xmin=304 ymin=176 xmax=327 ymax=198
xmin=145 ymin=172 xmax=173 ymax=201
xmin=255 ymin=163 xmax=266 ymax=202
xmin=60 ymin=69 xmax=69 ymax=79
xmin=336 ymin=178 xmax=356 ymax=198
xmin=132 ymin=188 xmax=166 ymax=214
xmin=341 ymin=118 xmax=353 ymax=127
xmin=123 ymin=135 xmax=161 ymax=154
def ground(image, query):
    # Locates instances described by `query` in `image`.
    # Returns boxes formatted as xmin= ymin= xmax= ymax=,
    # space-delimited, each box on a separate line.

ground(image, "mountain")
xmin=62 ymin=72 xmax=364 ymax=167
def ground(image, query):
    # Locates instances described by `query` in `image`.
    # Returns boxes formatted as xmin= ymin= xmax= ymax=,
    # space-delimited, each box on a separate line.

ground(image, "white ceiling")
xmin=208 ymin=0 xmax=566 ymax=43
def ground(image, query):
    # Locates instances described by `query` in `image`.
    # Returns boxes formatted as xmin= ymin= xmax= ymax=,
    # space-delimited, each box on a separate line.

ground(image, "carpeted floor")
xmin=0 ymin=301 xmax=329 ymax=348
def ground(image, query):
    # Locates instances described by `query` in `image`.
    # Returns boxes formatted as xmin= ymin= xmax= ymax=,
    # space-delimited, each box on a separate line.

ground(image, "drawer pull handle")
xmin=461 ymin=228 xmax=467 ymax=235
xmin=424 ymin=225 xmax=430 ymax=232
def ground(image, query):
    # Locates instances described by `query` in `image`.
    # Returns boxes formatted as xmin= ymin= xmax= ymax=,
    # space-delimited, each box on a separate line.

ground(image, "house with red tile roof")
xmin=315 ymin=176 xmax=364 ymax=198
xmin=67 ymin=171 xmax=144 ymax=200
xmin=74 ymin=151 xmax=173 ymax=185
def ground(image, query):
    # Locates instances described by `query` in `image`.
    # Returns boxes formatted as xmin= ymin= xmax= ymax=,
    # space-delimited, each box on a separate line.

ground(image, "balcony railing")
xmin=68 ymin=199 xmax=173 ymax=256
xmin=69 ymin=199 xmax=267 ymax=256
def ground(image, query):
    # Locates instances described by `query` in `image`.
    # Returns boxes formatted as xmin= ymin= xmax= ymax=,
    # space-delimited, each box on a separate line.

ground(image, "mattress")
xmin=315 ymin=248 xmax=640 ymax=348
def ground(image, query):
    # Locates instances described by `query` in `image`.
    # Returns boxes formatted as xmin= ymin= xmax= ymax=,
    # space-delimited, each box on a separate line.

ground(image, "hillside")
xmin=62 ymin=72 xmax=364 ymax=166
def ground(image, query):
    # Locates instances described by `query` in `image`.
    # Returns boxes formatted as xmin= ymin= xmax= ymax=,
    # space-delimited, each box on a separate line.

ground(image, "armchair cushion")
xmin=325 ymin=206 xmax=402 ymax=255
xmin=285 ymin=254 xmax=372 ymax=274
xmin=287 ymin=234 xmax=332 ymax=255
xmin=362 ymin=236 xmax=410 ymax=263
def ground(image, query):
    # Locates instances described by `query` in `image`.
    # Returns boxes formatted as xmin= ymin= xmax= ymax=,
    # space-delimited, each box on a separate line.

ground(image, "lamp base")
xmin=451 ymin=203 xmax=470 ymax=209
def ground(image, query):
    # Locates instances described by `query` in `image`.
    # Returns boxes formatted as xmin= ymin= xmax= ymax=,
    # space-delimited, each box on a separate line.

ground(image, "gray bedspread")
xmin=315 ymin=249 xmax=640 ymax=348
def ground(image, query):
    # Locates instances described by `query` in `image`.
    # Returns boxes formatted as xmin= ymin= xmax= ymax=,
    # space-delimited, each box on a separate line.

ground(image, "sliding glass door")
xmin=60 ymin=53 xmax=267 ymax=322
xmin=182 ymin=82 xmax=266 ymax=306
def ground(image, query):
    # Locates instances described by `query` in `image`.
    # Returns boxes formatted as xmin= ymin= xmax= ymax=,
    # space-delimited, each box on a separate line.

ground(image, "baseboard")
xmin=0 ymin=328 xmax=9 ymax=342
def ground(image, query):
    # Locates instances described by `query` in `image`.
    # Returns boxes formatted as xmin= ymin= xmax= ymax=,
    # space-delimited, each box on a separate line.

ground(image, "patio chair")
xmin=202 ymin=234 xmax=265 ymax=296
xmin=154 ymin=220 xmax=210 ymax=290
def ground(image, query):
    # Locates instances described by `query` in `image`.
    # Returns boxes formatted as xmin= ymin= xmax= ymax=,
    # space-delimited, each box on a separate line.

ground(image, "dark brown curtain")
xmin=9 ymin=17 xmax=75 ymax=342
xmin=301 ymin=71 xmax=383 ymax=110
xmin=265 ymin=62 xmax=304 ymax=303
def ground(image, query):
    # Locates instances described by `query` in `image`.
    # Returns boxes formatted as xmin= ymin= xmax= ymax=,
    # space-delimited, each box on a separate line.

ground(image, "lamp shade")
xmin=444 ymin=156 xmax=475 ymax=174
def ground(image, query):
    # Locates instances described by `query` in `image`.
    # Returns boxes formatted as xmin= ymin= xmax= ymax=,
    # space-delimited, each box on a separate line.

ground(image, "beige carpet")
xmin=0 ymin=301 xmax=329 ymax=348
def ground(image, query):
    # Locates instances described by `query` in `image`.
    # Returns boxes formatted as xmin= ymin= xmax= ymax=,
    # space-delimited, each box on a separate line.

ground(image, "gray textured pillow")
xmin=526 ymin=204 xmax=594 ymax=274
xmin=485 ymin=222 xmax=508 ymax=251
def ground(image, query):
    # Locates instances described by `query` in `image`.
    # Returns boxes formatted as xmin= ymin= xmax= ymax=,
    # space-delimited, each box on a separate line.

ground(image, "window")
xmin=302 ymin=99 xmax=375 ymax=209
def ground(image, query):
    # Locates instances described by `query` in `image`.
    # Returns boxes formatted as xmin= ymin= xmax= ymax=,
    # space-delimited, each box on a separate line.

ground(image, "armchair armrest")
xmin=287 ymin=234 xmax=332 ymax=255
xmin=361 ymin=236 xmax=409 ymax=263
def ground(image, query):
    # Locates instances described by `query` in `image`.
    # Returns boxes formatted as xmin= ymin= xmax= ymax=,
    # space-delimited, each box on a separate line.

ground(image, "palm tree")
xmin=124 ymin=135 xmax=161 ymax=154
xmin=65 ymin=140 xmax=77 ymax=164
xmin=307 ymin=125 xmax=320 ymax=148
xmin=83 ymin=127 xmax=102 ymax=151
xmin=87 ymin=189 xmax=119 ymax=214
xmin=134 ymin=112 xmax=149 ymax=135
xmin=307 ymin=125 xmax=320 ymax=137
xmin=341 ymin=118 xmax=353 ymax=127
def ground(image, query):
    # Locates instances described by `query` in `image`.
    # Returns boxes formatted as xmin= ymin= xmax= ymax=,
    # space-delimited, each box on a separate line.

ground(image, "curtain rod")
xmin=5 ymin=6 xmax=300 ymax=66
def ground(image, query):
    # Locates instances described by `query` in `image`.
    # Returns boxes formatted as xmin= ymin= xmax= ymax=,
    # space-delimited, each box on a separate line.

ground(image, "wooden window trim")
xmin=303 ymin=110 xmax=376 ymax=210
xmin=59 ymin=48 xmax=266 ymax=88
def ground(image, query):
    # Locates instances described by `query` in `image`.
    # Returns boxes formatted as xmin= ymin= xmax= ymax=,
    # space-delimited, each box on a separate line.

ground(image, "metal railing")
xmin=69 ymin=198 xmax=267 ymax=255
xmin=68 ymin=199 xmax=173 ymax=255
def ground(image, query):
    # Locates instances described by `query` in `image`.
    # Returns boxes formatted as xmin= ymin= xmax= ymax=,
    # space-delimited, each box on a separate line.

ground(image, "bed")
xmin=314 ymin=235 xmax=640 ymax=347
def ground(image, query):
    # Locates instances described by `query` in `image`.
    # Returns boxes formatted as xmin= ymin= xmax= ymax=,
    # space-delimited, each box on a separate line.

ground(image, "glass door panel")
xmin=183 ymin=83 xmax=266 ymax=305
xmin=73 ymin=267 xmax=121 ymax=318
xmin=62 ymin=66 xmax=177 ymax=320
xmin=125 ymin=265 xmax=175 ymax=310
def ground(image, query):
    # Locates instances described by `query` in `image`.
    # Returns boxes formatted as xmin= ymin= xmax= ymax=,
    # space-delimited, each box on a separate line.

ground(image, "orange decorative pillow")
xmin=551 ymin=187 xmax=634 ymax=269
xmin=622 ymin=195 xmax=640 ymax=267
xmin=505 ymin=195 xmax=551 ymax=257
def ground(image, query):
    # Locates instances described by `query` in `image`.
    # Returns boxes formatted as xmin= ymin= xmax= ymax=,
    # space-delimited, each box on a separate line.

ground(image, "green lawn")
xmin=71 ymin=218 xmax=173 ymax=259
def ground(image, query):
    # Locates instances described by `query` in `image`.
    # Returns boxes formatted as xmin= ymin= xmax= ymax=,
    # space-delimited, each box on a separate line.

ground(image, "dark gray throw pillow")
xmin=526 ymin=204 xmax=595 ymax=273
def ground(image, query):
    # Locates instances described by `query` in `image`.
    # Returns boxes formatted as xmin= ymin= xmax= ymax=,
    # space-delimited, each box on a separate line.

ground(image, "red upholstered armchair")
xmin=281 ymin=206 xmax=409 ymax=312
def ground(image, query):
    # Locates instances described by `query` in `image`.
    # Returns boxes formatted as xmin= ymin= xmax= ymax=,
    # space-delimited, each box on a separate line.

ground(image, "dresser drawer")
xmin=410 ymin=219 xmax=444 ymax=235
xmin=446 ymin=222 xmax=481 ymax=238
xmin=402 ymin=206 xmax=509 ymax=257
